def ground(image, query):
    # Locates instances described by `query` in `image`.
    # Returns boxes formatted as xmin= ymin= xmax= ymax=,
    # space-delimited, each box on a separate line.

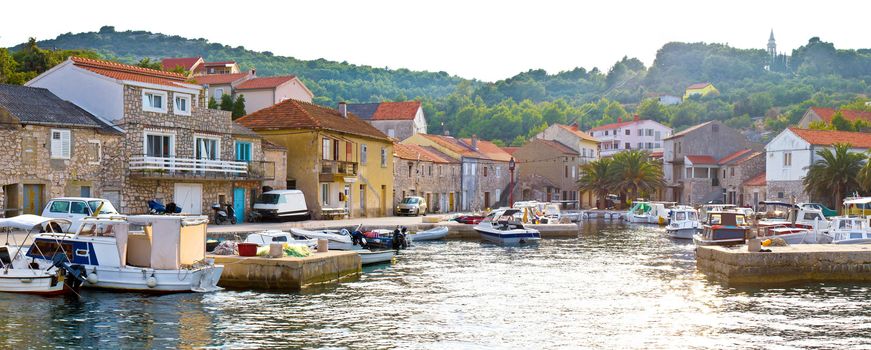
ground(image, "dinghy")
xmin=408 ymin=226 xmax=448 ymax=242
xmin=289 ymin=227 xmax=360 ymax=250
xmin=358 ymin=250 xmax=395 ymax=265
xmin=0 ymin=215 xmax=86 ymax=295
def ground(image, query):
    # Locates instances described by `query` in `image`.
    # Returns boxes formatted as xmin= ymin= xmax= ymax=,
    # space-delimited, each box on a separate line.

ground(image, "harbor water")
xmin=3 ymin=221 xmax=871 ymax=349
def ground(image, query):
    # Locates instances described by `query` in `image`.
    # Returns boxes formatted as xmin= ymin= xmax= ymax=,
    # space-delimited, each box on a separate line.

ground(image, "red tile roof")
xmin=460 ymin=138 xmax=513 ymax=162
xmin=685 ymin=155 xmax=717 ymax=165
xmin=501 ymin=147 xmax=520 ymax=155
xmin=687 ymin=82 xmax=713 ymax=90
xmin=556 ymin=124 xmax=599 ymax=143
xmin=589 ymin=120 xmax=639 ymax=132
xmin=808 ymin=107 xmax=871 ymax=123
xmin=417 ymin=134 xmax=512 ymax=162
xmin=371 ymin=101 xmax=421 ymax=121
xmin=538 ymin=139 xmax=579 ymax=155
xmin=235 ymin=76 xmax=296 ymax=90
xmin=649 ymin=151 xmax=664 ymax=158
xmin=71 ymin=57 xmax=192 ymax=89
xmin=743 ymin=172 xmax=766 ymax=187
xmin=235 ymin=98 xmax=389 ymax=141
xmin=394 ymin=143 xmax=455 ymax=163
xmin=717 ymin=149 xmax=753 ymax=165
xmin=735 ymin=151 xmax=762 ymax=165
xmin=192 ymin=73 xmax=251 ymax=85
xmin=161 ymin=57 xmax=202 ymax=71
xmin=788 ymin=128 xmax=871 ymax=148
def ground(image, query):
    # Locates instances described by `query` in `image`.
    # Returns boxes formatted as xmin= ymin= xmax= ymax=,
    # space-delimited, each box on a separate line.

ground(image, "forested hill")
xmin=8 ymin=27 xmax=871 ymax=145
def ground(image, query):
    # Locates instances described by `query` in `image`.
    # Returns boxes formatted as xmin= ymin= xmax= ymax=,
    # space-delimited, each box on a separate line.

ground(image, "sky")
xmin=1 ymin=0 xmax=869 ymax=82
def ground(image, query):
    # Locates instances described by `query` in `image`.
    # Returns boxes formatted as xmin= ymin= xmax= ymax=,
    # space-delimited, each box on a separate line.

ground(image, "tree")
xmin=219 ymin=94 xmax=234 ymax=111
xmin=606 ymin=150 xmax=664 ymax=206
xmin=0 ymin=48 xmax=18 ymax=84
xmin=803 ymin=143 xmax=867 ymax=208
xmin=577 ymin=158 xmax=613 ymax=206
xmin=208 ymin=96 xmax=219 ymax=109
xmin=136 ymin=58 xmax=162 ymax=70
xmin=860 ymin=152 xmax=871 ymax=193
xmin=830 ymin=112 xmax=855 ymax=131
xmin=636 ymin=98 xmax=669 ymax=123
xmin=232 ymin=95 xmax=246 ymax=119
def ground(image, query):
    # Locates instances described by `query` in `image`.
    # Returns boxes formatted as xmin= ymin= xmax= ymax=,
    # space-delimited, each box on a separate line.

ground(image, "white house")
xmin=587 ymin=116 xmax=672 ymax=157
xmin=765 ymin=127 xmax=871 ymax=202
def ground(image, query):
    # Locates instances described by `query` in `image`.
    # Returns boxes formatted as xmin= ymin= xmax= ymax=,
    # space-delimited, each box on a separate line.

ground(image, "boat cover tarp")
xmin=126 ymin=215 xmax=207 ymax=269
xmin=0 ymin=215 xmax=70 ymax=231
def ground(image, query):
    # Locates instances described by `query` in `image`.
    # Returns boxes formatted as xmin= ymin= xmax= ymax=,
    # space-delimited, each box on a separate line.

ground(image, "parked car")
xmin=454 ymin=215 xmax=486 ymax=224
xmin=254 ymin=190 xmax=311 ymax=221
xmin=41 ymin=197 xmax=120 ymax=232
xmin=395 ymin=196 xmax=427 ymax=216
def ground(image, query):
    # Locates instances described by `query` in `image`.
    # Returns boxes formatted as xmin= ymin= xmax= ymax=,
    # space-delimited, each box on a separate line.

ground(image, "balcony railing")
xmin=129 ymin=154 xmax=274 ymax=181
xmin=319 ymin=159 xmax=358 ymax=182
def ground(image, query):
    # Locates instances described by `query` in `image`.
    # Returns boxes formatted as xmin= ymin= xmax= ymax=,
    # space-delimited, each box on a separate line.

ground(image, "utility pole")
xmin=509 ymin=157 xmax=516 ymax=207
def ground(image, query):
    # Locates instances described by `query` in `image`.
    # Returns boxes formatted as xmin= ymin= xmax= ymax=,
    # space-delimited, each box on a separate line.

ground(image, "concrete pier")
xmin=697 ymin=244 xmax=871 ymax=285
xmin=209 ymin=251 xmax=361 ymax=290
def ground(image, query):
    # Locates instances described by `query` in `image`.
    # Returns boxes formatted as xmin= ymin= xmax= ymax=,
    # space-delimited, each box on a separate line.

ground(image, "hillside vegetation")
xmin=6 ymin=27 xmax=871 ymax=145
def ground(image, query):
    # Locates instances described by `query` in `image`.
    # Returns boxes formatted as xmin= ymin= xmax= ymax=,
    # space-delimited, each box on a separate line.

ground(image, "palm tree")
xmin=859 ymin=151 xmax=871 ymax=192
xmin=577 ymin=158 xmax=612 ymax=207
xmin=803 ymin=143 xmax=867 ymax=208
xmin=607 ymin=150 xmax=665 ymax=206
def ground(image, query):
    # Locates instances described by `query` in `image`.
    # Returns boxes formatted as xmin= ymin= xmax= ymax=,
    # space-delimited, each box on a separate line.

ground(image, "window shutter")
xmin=62 ymin=131 xmax=71 ymax=158
xmin=51 ymin=129 xmax=71 ymax=159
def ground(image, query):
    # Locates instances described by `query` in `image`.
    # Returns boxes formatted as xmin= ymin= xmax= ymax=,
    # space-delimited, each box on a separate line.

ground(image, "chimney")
xmin=617 ymin=117 xmax=623 ymax=123
xmin=570 ymin=122 xmax=579 ymax=131
xmin=443 ymin=129 xmax=450 ymax=136
xmin=338 ymin=102 xmax=348 ymax=118
xmin=471 ymin=134 xmax=478 ymax=151
xmin=251 ymin=69 xmax=256 ymax=76
xmin=633 ymin=114 xmax=640 ymax=121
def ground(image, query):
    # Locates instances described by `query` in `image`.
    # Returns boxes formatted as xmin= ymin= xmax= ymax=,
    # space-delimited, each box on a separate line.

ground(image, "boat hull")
xmin=77 ymin=265 xmax=224 ymax=293
xmin=475 ymin=228 xmax=541 ymax=245
xmin=358 ymin=250 xmax=395 ymax=265
xmin=409 ymin=227 xmax=449 ymax=242
xmin=667 ymin=228 xmax=698 ymax=240
xmin=0 ymin=272 xmax=67 ymax=295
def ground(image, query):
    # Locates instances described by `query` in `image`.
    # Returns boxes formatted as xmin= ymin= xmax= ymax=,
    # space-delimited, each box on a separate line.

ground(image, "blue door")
xmin=233 ymin=187 xmax=245 ymax=223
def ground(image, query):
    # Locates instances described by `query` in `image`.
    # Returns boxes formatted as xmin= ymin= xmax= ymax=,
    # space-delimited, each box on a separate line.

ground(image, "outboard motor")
xmin=351 ymin=229 xmax=366 ymax=247
xmin=165 ymin=202 xmax=182 ymax=214
xmin=392 ymin=227 xmax=408 ymax=250
xmin=51 ymin=254 xmax=86 ymax=291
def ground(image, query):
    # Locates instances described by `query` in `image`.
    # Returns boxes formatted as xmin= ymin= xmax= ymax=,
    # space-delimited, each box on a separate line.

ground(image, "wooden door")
xmin=22 ymin=184 xmax=44 ymax=215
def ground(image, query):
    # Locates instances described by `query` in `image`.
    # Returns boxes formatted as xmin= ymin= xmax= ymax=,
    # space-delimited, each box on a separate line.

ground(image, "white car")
xmin=41 ymin=197 xmax=120 ymax=232
xmin=254 ymin=190 xmax=311 ymax=221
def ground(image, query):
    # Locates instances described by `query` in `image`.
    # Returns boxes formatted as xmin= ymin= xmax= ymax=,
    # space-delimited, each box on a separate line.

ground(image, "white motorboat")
xmin=474 ymin=209 xmax=541 ymax=245
xmin=289 ymin=227 xmax=361 ymax=250
xmin=0 ymin=215 xmax=86 ymax=295
xmin=625 ymin=201 xmax=653 ymax=223
xmin=827 ymin=216 xmax=871 ymax=244
xmin=646 ymin=202 xmax=676 ymax=225
xmin=26 ymin=215 xmax=223 ymax=293
xmin=245 ymin=230 xmax=318 ymax=249
xmin=408 ymin=227 xmax=449 ymax=242
xmin=763 ymin=226 xmax=832 ymax=244
xmin=358 ymin=250 xmax=395 ymax=265
xmin=666 ymin=206 xmax=700 ymax=239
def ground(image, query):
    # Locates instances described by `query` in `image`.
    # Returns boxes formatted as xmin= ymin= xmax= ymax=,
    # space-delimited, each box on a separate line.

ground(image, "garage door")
xmin=174 ymin=183 xmax=203 ymax=214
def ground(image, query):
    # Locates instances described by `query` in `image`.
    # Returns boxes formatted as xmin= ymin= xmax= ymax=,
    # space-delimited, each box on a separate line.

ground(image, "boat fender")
xmin=86 ymin=273 xmax=99 ymax=284
xmin=146 ymin=276 xmax=158 ymax=288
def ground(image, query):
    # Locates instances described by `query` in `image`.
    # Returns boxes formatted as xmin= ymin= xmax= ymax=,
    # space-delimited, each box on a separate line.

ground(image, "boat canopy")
xmin=844 ymin=197 xmax=871 ymax=205
xmin=0 ymin=215 xmax=71 ymax=231
xmin=758 ymin=201 xmax=799 ymax=208
xmin=107 ymin=215 xmax=208 ymax=270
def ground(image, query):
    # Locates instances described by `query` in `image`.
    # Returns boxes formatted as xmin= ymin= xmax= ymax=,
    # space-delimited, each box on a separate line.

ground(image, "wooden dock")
xmin=208 ymin=251 xmax=361 ymax=290
xmin=697 ymin=244 xmax=871 ymax=285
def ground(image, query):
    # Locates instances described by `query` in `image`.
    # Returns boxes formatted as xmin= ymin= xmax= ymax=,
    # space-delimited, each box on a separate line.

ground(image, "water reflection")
xmin=1 ymin=222 xmax=870 ymax=348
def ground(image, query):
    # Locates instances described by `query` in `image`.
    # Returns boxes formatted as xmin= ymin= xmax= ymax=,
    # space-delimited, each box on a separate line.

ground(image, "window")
xmin=142 ymin=90 xmax=168 ymax=113
xmin=333 ymin=140 xmax=339 ymax=160
xmin=572 ymin=166 xmax=576 ymax=178
xmin=655 ymin=143 xmax=661 ymax=148
xmin=381 ymin=147 xmax=387 ymax=167
xmin=174 ymin=94 xmax=191 ymax=115
xmin=625 ymin=142 xmax=631 ymax=149
xmin=80 ymin=186 xmax=91 ymax=197
xmin=638 ymin=142 xmax=643 ymax=149
xmin=496 ymin=166 xmax=501 ymax=179
xmin=646 ymin=129 xmax=653 ymax=136
xmin=215 ymin=88 xmax=225 ymax=98
xmin=678 ymin=142 xmax=682 ymax=154
xmin=145 ymin=133 xmax=173 ymax=158
xmin=483 ymin=166 xmax=488 ymax=177
xmin=471 ymin=163 xmax=477 ymax=175
xmin=655 ymin=131 xmax=661 ymax=141
xmin=730 ymin=168 xmax=735 ymax=176
xmin=322 ymin=183 xmax=330 ymax=206
xmin=195 ymin=137 xmax=220 ymax=161
xmin=87 ymin=140 xmax=101 ymax=165
xmin=646 ymin=142 xmax=653 ymax=149
xmin=625 ymin=129 xmax=630 ymax=135
xmin=50 ymin=129 xmax=71 ymax=159
xmin=388 ymin=129 xmax=396 ymax=138
xmin=361 ymin=144 xmax=368 ymax=164
xmin=783 ymin=152 xmax=792 ymax=166
xmin=322 ymin=138 xmax=331 ymax=160
xmin=49 ymin=201 xmax=70 ymax=213
xmin=429 ymin=165 xmax=433 ymax=176
xmin=604 ymin=130 xmax=609 ymax=136
xmin=346 ymin=142 xmax=352 ymax=161
xmin=235 ymin=141 xmax=252 ymax=162
xmin=637 ymin=129 xmax=642 ymax=136
xmin=464 ymin=163 xmax=469 ymax=175
xmin=778 ymin=192 xmax=784 ymax=199
xmin=408 ymin=163 xmax=413 ymax=177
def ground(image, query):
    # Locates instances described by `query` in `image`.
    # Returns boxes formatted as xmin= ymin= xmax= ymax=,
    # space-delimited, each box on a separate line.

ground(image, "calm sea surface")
xmin=2 ymin=221 xmax=871 ymax=349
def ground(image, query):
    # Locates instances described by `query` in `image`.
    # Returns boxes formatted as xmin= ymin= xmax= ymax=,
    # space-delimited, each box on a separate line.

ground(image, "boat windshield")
xmin=675 ymin=212 xmax=687 ymax=221
xmin=401 ymin=197 xmax=420 ymax=204
xmin=88 ymin=200 xmax=119 ymax=215
xmin=838 ymin=219 xmax=865 ymax=230
xmin=688 ymin=211 xmax=698 ymax=221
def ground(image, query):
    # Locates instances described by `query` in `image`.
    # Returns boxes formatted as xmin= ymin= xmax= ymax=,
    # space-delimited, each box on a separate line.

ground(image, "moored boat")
xmin=289 ymin=228 xmax=359 ymax=250
xmin=474 ymin=209 xmax=541 ymax=245
xmin=408 ymin=226 xmax=449 ymax=242
xmin=0 ymin=215 xmax=86 ymax=296
xmin=827 ymin=216 xmax=871 ymax=244
xmin=245 ymin=229 xmax=318 ymax=249
xmin=666 ymin=206 xmax=700 ymax=239
xmin=358 ymin=250 xmax=395 ymax=265
xmin=693 ymin=211 xmax=752 ymax=246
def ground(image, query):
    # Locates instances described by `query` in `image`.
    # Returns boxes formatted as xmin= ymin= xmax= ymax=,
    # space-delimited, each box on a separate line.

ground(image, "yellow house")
xmin=684 ymin=82 xmax=718 ymax=99
xmin=236 ymin=100 xmax=394 ymax=218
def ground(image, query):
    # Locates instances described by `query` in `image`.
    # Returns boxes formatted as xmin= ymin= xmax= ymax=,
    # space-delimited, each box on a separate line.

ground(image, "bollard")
xmin=317 ymin=239 xmax=329 ymax=253
xmin=269 ymin=243 xmax=283 ymax=258
xmin=747 ymin=238 xmax=761 ymax=252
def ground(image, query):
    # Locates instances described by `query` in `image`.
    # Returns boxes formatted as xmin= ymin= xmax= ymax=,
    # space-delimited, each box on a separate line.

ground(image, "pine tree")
xmin=219 ymin=94 xmax=234 ymax=111
xmin=208 ymin=96 xmax=218 ymax=109
xmin=232 ymin=95 xmax=246 ymax=119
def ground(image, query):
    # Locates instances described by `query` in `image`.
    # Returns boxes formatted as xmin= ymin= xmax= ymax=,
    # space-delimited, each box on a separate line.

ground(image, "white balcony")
xmin=129 ymin=155 xmax=274 ymax=180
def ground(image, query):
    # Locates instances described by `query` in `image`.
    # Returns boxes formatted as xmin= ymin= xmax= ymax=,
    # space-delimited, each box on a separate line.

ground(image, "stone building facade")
xmin=718 ymin=151 xmax=765 ymax=206
xmin=512 ymin=138 xmax=580 ymax=208
xmin=346 ymin=101 xmax=426 ymax=141
xmin=393 ymin=143 xmax=461 ymax=213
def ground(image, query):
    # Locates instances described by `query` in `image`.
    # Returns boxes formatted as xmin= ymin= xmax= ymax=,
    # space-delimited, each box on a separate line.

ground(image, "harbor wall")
xmin=697 ymin=245 xmax=871 ymax=284
xmin=210 ymin=251 xmax=361 ymax=290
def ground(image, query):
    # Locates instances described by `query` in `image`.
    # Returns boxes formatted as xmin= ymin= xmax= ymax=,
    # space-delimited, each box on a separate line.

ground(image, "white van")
xmin=41 ymin=197 xmax=120 ymax=232
xmin=254 ymin=190 xmax=311 ymax=221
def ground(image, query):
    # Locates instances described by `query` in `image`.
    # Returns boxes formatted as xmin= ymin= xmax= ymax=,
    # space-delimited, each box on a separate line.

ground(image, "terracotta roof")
xmin=417 ymin=134 xmax=511 ymax=162
xmin=685 ymin=155 xmax=717 ymax=165
xmin=649 ymin=151 xmax=664 ymax=158
xmin=394 ymin=143 xmax=455 ymax=163
xmin=261 ymin=139 xmax=286 ymax=151
xmin=734 ymin=151 xmax=763 ymax=165
xmin=161 ymin=57 xmax=202 ymax=71
xmin=235 ymin=98 xmax=389 ymax=141
xmin=538 ymin=139 xmax=579 ymax=155
xmin=371 ymin=101 xmax=421 ymax=121
xmin=687 ymin=82 xmax=713 ymax=90
xmin=808 ymin=107 xmax=871 ymax=123
xmin=717 ymin=149 xmax=753 ymax=165
xmin=193 ymin=73 xmax=250 ymax=85
xmin=71 ymin=57 xmax=192 ymax=89
xmin=556 ymin=124 xmax=599 ymax=143
xmin=743 ymin=172 xmax=766 ymax=187
xmin=590 ymin=120 xmax=639 ymax=132
xmin=501 ymin=147 xmax=519 ymax=155
xmin=665 ymin=121 xmax=714 ymax=140
xmin=460 ymin=138 xmax=513 ymax=162
xmin=788 ymin=128 xmax=871 ymax=149
xmin=235 ymin=76 xmax=296 ymax=90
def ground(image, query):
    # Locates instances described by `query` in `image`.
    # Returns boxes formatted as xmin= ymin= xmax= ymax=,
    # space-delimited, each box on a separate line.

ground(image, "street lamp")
xmin=509 ymin=157 xmax=516 ymax=207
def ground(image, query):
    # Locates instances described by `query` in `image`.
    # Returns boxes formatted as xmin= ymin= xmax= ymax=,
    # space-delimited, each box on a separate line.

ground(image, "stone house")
xmin=717 ymin=149 xmax=764 ymax=206
xmin=765 ymin=128 xmax=871 ymax=205
xmin=742 ymin=173 xmax=767 ymax=211
xmin=512 ymin=138 xmax=581 ymax=208
xmin=346 ymin=101 xmax=427 ymax=141
xmin=261 ymin=139 xmax=288 ymax=191
xmin=27 ymin=57 xmax=277 ymax=222
xmin=393 ymin=143 xmax=461 ymax=213
xmin=0 ymin=84 xmax=122 ymax=217
xmin=663 ymin=121 xmax=752 ymax=205
xmin=587 ymin=115 xmax=672 ymax=157
xmin=236 ymin=100 xmax=394 ymax=219
xmin=534 ymin=124 xmax=600 ymax=207
xmin=796 ymin=107 xmax=871 ymax=128
xmin=402 ymin=134 xmax=512 ymax=211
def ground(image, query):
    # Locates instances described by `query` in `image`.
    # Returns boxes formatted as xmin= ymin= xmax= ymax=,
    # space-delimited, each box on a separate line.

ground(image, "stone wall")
xmin=767 ymin=180 xmax=808 ymax=203
xmin=721 ymin=154 xmax=765 ymax=206
xmin=370 ymin=120 xmax=416 ymax=141
xmin=393 ymin=157 xmax=461 ymax=213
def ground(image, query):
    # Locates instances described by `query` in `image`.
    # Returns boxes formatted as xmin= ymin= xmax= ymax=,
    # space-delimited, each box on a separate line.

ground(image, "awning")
xmin=0 ymin=215 xmax=71 ymax=230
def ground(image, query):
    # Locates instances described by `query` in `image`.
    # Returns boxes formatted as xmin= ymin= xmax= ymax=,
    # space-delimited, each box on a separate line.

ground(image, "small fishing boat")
xmin=827 ymin=216 xmax=871 ymax=244
xmin=358 ymin=250 xmax=395 ymax=265
xmin=624 ymin=201 xmax=653 ymax=223
xmin=0 ymin=215 xmax=86 ymax=295
xmin=646 ymin=202 xmax=676 ymax=225
xmin=26 ymin=215 xmax=223 ymax=293
xmin=245 ymin=230 xmax=318 ymax=249
xmin=666 ymin=206 xmax=700 ymax=239
xmin=408 ymin=226 xmax=448 ymax=242
xmin=289 ymin=228 xmax=359 ymax=250
xmin=693 ymin=211 xmax=751 ymax=246
xmin=474 ymin=209 xmax=541 ymax=245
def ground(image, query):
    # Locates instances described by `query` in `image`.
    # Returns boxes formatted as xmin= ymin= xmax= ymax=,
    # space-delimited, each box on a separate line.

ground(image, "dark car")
xmin=455 ymin=215 xmax=485 ymax=224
